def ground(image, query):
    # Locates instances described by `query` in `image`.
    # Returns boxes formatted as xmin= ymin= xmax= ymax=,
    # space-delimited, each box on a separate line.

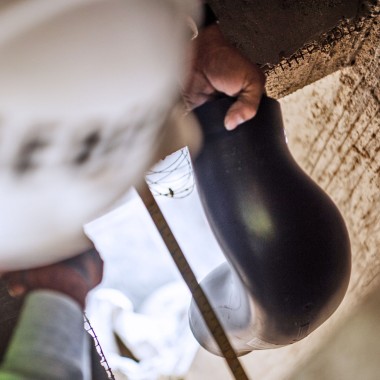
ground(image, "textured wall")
xmin=280 ymin=12 xmax=379 ymax=377
xmin=281 ymin=28 xmax=380 ymax=313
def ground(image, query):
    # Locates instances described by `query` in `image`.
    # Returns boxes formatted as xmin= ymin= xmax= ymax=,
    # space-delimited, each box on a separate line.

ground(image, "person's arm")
xmin=183 ymin=3 xmax=266 ymax=130
xmin=0 ymin=248 xmax=103 ymax=380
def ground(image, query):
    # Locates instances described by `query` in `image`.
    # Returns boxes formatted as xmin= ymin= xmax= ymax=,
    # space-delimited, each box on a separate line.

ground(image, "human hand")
xmin=183 ymin=24 xmax=266 ymax=130
xmin=2 ymin=248 xmax=103 ymax=309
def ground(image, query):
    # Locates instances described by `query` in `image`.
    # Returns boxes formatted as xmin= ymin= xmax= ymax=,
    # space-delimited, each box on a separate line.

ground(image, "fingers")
xmin=62 ymin=247 xmax=104 ymax=288
xmin=183 ymin=70 xmax=216 ymax=110
xmin=224 ymin=69 xmax=266 ymax=131
xmin=185 ymin=23 xmax=266 ymax=130
xmin=224 ymin=93 xmax=261 ymax=131
xmin=3 ymin=271 xmax=28 ymax=297
xmin=3 ymin=247 xmax=104 ymax=301
xmin=86 ymin=248 xmax=104 ymax=287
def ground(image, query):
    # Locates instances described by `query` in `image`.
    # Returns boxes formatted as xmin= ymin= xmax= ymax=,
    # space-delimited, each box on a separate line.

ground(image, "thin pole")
xmin=137 ymin=181 xmax=250 ymax=380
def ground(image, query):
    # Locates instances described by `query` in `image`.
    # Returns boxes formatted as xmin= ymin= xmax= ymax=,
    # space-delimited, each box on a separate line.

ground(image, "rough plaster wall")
xmin=188 ymin=3 xmax=379 ymax=380
xmin=280 ymin=15 xmax=379 ymax=376
xmin=281 ymin=42 xmax=380 ymax=316
xmin=290 ymin=285 xmax=380 ymax=379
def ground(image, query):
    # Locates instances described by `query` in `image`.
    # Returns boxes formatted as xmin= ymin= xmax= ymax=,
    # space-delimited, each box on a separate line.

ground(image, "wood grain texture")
xmin=209 ymin=0 xmax=379 ymax=99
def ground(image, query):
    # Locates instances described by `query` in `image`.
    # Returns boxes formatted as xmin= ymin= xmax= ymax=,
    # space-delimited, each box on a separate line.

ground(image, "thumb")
xmin=224 ymin=93 xmax=263 ymax=131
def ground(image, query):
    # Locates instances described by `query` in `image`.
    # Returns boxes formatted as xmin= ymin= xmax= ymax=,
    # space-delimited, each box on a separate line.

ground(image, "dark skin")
xmin=2 ymin=248 xmax=103 ymax=309
xmin=183 ymin=24 xmax=266 ymax=130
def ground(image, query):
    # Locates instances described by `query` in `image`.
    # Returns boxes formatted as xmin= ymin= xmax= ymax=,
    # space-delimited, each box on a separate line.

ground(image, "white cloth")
xmin=0 ymin=0 xmax=200 ymax=270
xmin=86 ymin=285 xmax=199 ymax=380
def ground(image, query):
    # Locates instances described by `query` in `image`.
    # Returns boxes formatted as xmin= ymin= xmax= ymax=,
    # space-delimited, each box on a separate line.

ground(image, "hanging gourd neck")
xmin=195 ymin=95 xmax=284 ymax=140
xmin=194 ymin=95 xmax=290 ymax=163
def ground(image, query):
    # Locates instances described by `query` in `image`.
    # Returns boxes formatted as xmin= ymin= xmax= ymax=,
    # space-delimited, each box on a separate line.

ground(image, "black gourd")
xmin=189 ymin=96 xmax=351 ymax=356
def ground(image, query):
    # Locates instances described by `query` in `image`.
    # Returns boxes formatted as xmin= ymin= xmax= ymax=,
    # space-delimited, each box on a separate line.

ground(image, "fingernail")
xmin=225 ymin=116 xmax=244 ymax=131
xmin=225 ymin=120 xmax=235 ymax=130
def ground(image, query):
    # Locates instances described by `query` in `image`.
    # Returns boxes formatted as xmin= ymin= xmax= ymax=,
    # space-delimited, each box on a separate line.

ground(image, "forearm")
xmin=0 ymin=290 xmax=90 ymax=380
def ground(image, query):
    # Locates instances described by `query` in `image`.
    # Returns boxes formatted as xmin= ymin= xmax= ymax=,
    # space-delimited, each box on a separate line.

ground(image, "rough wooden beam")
xmin=209 ymin=0 xmax=379 ymax=98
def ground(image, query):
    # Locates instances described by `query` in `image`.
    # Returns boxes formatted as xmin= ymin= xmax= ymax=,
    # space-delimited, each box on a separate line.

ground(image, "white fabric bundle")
xmin=0 ymin=0 xmax=200 ymax=270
